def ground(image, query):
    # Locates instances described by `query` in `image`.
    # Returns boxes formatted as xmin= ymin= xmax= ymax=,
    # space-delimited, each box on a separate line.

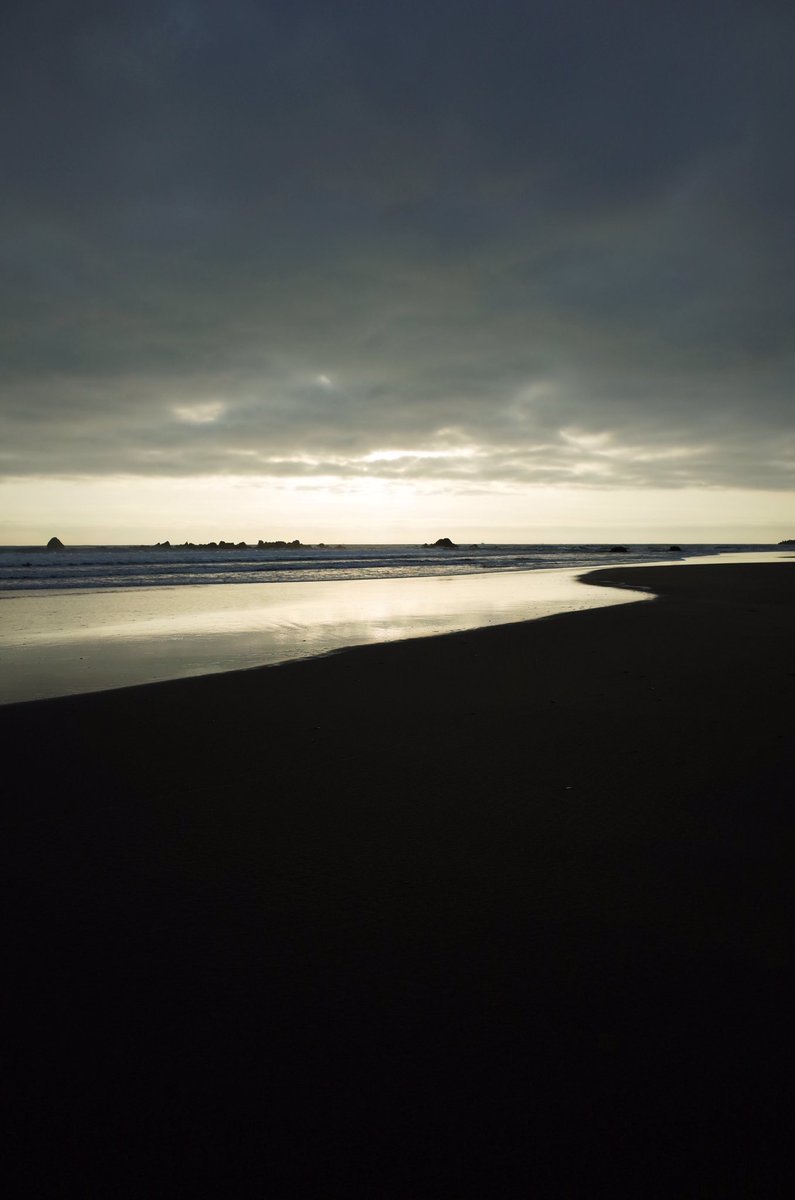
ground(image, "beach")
xmin=3 ymin=561 xmax=794 ymax=1194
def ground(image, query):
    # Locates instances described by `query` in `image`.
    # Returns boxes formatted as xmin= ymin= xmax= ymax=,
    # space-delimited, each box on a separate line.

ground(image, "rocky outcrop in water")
xmin=423 ymin=537 xmax=458 ymax=548
xmin=153 ymin=539 xmax=304 ymax=550
xmin=46 ymin=537 xmax=64 ymax=550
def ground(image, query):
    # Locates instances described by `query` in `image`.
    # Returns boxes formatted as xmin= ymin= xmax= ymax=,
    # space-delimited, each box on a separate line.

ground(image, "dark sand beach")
xmin=3 ymin=563 xmax=794 ymax=1195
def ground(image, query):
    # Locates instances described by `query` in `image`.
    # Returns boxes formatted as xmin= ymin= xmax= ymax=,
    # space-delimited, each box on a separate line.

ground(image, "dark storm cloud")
xmin=2 ymin=0 xmax=793 ymax=488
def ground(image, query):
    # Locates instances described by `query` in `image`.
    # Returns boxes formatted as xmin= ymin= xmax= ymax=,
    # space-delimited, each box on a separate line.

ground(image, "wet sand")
xmin=3 ymin=562 xmax=794 ymax=1195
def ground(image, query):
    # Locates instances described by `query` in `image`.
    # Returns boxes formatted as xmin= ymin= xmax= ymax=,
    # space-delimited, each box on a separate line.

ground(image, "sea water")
xmin=0 ymin=541 xmax=765 ymax=592
xmin=0 ymin=543 xmax=785 ymax=704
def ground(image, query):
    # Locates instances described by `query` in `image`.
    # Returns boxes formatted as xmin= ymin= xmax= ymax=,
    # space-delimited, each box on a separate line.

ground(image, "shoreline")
xmin=1 ymin=551 xmax=789 ymax=708
xmin=4 ymin=561 xmax=794 ymax=1194
xmin=0 ymin=561 xmax=654 ymax=706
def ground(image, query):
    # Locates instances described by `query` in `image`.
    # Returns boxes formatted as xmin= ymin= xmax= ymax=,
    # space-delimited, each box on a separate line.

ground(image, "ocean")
xmin=0 ymin=543 xmax=781 ymax=704
xmin=0 ymin=541 xmax=766 ymax=591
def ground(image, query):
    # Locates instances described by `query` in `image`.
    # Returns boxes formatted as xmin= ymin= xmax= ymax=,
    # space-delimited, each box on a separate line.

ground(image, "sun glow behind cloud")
xmin=172 ymin=402 xmax=227 ymax=424
xmin=361 ymin=447 xmax=480 ymax=465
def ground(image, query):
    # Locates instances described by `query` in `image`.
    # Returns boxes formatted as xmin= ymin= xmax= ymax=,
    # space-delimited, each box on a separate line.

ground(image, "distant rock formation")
xmin=423 ymin=537 xmax=458 ymax=548
xmin=668 ymin=545 xmax=682 ymax=551
xmin=46 ymin=536 xmax=64 ymax=550
xmin=153 ymin=539 xmax=305 ymax=550
xmin=609 ymin=545 xmax=629 ymax=553
xmin=778 ymin=539 xmax=795 ymax=545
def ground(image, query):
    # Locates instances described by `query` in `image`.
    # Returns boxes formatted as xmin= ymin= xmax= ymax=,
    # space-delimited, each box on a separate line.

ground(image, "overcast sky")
xmin=2 ymin=0 xmax=793 ymax=542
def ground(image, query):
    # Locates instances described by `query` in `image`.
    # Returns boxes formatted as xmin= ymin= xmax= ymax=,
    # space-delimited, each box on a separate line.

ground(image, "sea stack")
xmin=46 ymin=537 xmax=65 ymax=550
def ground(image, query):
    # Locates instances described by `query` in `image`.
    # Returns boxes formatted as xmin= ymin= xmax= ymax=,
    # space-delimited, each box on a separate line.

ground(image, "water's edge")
xmin=1 ymin=550 xmax=787 ymax=707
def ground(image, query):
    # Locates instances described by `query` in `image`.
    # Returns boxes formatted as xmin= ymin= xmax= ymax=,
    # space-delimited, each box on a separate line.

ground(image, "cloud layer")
xmin=2 ymin=0 xmax=794 ymax=491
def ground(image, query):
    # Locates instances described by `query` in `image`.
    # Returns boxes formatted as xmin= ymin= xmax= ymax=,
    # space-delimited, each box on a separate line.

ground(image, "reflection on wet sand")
xmin=0 ymin=567 xmax=649 ymax=704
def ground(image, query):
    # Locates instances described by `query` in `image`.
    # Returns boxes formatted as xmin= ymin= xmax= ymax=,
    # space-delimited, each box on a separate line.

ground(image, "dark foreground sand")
xmin=3 ymin=563 xmax=794 ymax=1195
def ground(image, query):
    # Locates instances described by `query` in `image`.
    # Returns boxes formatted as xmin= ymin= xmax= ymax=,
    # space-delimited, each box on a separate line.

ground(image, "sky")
xmin=1 ymin=0 xmax=793 ymax=544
